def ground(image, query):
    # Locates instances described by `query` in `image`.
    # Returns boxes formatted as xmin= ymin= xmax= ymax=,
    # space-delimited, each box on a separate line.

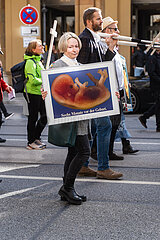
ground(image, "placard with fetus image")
xmin=42 ymin=61 xmax=120 ymax=125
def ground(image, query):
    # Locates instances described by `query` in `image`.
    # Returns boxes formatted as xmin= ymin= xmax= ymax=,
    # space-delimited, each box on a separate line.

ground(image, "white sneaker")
xmin=26 ymin=142 xmax=44 ymax=150
xmin=5 ymin=113 xmax=14 ymax=120
xmin=34 ymin=139 xmax=46 ymax=148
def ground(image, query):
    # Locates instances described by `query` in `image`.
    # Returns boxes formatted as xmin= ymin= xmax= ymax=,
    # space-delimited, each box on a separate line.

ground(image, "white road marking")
xmin=0 ymin=164 xmax=39 ymax=173
xmin=0 ymin=174 xmax=160 ymax=185
xmin=0 ymin=182 xmax=50 ymax=200
xmin=4 ymin=139 xmax=160 ymax=145
xmin=116 ymin=142 xmax=160 ymax=145
xmin=4 ymin=139 xmax=48 ymax=142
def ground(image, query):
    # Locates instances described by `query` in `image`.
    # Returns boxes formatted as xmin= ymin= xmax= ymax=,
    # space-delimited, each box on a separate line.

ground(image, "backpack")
xmin=11 ymin=59 xmax=36 ymax=93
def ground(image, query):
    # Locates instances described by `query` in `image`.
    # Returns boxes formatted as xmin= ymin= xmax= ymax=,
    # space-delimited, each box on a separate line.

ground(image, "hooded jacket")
xmin=24 ymin=54 xmax=44 ymax=95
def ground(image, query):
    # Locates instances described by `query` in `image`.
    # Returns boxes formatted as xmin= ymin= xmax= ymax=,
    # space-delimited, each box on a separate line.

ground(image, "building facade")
xmin=0 ymin=0 xmax=159 ymax=82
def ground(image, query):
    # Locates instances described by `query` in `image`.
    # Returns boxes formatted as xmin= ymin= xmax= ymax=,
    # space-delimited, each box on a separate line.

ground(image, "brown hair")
xmin=83 ymin=7 xmax=101 ymax=26
xmin=25 ymin=39 xmax=42 ymax=55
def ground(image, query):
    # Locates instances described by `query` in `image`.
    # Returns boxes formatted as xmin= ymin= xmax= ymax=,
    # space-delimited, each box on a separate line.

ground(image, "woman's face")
xmin=64 ymin=38 xmax=80 ymax=59
xmin=32 ymin=42 xmax=44 ymax=55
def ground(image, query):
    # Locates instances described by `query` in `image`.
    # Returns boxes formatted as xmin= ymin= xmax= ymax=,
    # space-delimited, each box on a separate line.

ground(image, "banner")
xmin=120 ymin=55 xmax=133 ymax=112
xmin=41 ymin=61 xmax=120 ymax=125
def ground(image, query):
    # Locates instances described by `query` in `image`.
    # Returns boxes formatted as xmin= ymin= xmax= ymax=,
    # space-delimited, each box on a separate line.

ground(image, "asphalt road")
xmin=0 ymin=94 xmax=160 ymax=240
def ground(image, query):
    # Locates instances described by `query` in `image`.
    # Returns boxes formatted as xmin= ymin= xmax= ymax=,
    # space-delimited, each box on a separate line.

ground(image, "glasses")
xmin=108 ymin=27 xmax=118 ymax=31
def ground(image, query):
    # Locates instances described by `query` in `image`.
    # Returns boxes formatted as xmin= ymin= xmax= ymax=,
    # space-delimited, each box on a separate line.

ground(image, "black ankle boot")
xmin=58 ymin=178 xmax=82 ymax=205
xmin=60 ymin=177 xmax=87 ymax=202
xmin=59 ymin=185 xmax=82 ymax=205
xmin=122 ymin=140 xmax=139 ymax=154
xmin=60 ymin=192 xmax=87 ymax=202
xmin=139 ymin=116 xmax=147 ymax=128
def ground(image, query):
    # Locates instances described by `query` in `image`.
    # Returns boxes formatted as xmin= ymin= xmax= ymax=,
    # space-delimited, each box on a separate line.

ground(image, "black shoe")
xmin=156 ymin=129 xmax=160 ymax=132
xmin=61 ymin=177 xmax=87 ymax=202
xmin=58 ymin=185 xmax=82 ymax=205
xmin=109 ymin=152 xmax=124 ymax=160
xmin=61 ymin=191 xmax=87 ymax=202
xmin=0 ymin=137 xmax=6 ymax=143
xmin=122 ymin=140 xmax=139 ymax=154
xmin=5 ymin=113 xmax=14 ymax=120
xmin=0 ymin=180 xmax=2 ymax=183
xmin=123 ymin=148 xmax=139 ymax=154
xmin=139 ymin=116 xmax=147 ymax=128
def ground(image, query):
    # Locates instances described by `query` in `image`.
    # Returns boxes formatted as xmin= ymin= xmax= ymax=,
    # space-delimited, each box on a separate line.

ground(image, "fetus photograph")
xmin=51 ymin=69 xmax=111 ymax=110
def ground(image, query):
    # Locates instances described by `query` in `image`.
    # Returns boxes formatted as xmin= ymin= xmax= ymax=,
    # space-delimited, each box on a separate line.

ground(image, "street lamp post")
xmin=41 ymin=3 xmax=47 ymax=50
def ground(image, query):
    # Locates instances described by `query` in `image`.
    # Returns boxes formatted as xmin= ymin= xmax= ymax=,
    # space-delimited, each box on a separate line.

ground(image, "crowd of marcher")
xmin=1 ymin=7 xmax=159 ymax=205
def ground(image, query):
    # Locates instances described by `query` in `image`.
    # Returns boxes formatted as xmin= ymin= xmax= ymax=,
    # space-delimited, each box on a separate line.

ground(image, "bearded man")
xmin=77 ymin=7 xmax=123 ymax=179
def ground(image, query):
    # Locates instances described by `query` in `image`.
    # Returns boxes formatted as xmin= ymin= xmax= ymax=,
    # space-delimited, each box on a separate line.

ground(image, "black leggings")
xmin=0 ymin=101 xmax=8 ymax=117
xmin=24 ymin=93 xmax=47 ymax=144
xmin=64 ymin=135 xmax=90 ymax=181
xmin=0 ymin=108 xmax=2 ymax=128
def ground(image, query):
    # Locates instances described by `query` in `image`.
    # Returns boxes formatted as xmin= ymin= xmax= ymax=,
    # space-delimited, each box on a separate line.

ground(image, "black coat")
xmin=132 ymin=49 xmax=146 ymax=67
xmin=77 ymin=28 xmax=115 ymax=64
xmin=147 ymin=51 xmax=160 ymax=92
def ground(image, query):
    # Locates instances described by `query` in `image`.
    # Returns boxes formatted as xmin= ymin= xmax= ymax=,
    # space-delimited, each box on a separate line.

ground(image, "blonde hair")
xmin=58 ymin=32 xmax=82 ymax=53
xmin=25 ymin=39 xmax=42 ymax=55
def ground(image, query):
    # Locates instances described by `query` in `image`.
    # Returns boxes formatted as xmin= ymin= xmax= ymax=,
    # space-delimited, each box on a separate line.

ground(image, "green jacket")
xmin=24 ymin=54 xmax=44 ymax=95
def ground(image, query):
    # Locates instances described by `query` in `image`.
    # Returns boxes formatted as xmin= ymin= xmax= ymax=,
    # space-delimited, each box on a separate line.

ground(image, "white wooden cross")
xmin=46 ymin=20 xmax=57 ymax=70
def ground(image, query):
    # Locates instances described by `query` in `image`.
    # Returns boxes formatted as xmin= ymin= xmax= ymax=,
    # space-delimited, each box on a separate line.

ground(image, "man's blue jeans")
xmin=84 ymin=116 xmax=112 ymax=170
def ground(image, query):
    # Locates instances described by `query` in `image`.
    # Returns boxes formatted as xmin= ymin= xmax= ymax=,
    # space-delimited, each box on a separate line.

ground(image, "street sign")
xmin=23 ymin=37 xmax=37 ymax=48
xmin=19 ymin=5 xmax=39 ymax=25
xmin=21 ymin=26 xmax=39 ymax=36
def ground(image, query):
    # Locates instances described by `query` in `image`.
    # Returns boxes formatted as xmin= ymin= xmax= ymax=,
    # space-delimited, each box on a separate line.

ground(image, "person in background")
xmin=43 ymin=44 xmax=58 ymax=68
xmin=0 ymin=60 xmax=14 ymax=120
xmin=0 ymin=47 xmax=13 ymax=183
xmin=0 ymin=53 xmax=13 ymax=143
xmin=139 ymin=49 xmax=160 ymax=132
xmin=42 ymin=32 xmax=90 ymax=205
xmin=101 ymin=16 xmax=124 ymax=160
xmin=102 ymin=16 xmax=139 ymax=155
xmin=132 ymin=46 xmax=146 ymax=77
xmin=24 ymin=39 xmax=47 ymax=150
xmin=77 ymin=7 xmax=123 ymax=179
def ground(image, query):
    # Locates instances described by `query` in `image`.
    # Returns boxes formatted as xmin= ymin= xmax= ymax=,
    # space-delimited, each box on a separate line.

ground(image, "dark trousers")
xmin=143 ymin=92 xmax=160 ymax=129
xmin=0 ymin=108 xmax=2 ymax=128
xmin=64 ymin=135 xmax=90 ymax=181
xmin=143 ymin=104 xmax=156 ymax=119
xmin=24 ymin=93 xmax=47 ymax=144
xmin=155 ymin=93 xmax=160 ymax=129
xmin=109 ymin=102 xmax=122 ymax=155
xmin=0 ymin=101 xmax=8 ymax=117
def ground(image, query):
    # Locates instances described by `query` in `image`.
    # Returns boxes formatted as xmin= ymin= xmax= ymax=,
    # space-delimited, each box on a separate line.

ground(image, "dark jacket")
xmin=132 ymin=48 xmax=146 ymax=67
xmin=43 ymin=51 xmax=58 ymax=68
xmin=77 ymin=28 xmax=115 ymax=64
xmin=147 ymin=51 xmax=160 ymax=92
